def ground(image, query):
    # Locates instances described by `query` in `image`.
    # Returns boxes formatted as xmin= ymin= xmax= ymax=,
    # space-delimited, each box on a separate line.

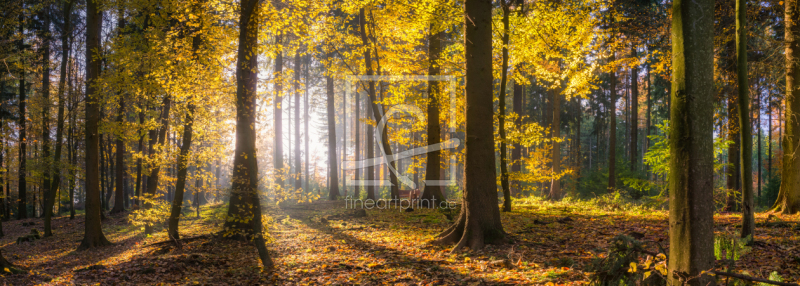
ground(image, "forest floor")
xmin=0 ymin=198 xmax=798 ymax=285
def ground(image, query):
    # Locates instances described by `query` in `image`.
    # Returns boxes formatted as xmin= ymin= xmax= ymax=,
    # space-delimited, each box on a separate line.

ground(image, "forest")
xmin=0 ymin=0 xmax=799 ymax=284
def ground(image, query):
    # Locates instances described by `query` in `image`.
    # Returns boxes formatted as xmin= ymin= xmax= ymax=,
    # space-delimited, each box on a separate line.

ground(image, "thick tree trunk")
xmin=607 ymin=53 xmax=617 ymax=193
xmin=773 ymin=0 xmax=800 ymax=214
xmin=435 ymin=0 xmax=506 ymax=251
xmin=223 ymin=0 xmax=266 ymax=239
xmin=422 ymin=23 xmax=445 ymax=207
xmin=224 ymin=0 xmax=273 ymax=269
xmin=499 ymin=4 xmax=511 ymax=210
xmin=736 ymin=0 xmax=755 ymax=238
xmin=667 ymin=0 xmax=716 ymax=284
xmin=78 ymin=3 xmax=112 ymax=250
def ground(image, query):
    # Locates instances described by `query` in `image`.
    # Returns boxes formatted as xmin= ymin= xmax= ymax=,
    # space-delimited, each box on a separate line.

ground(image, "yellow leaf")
xmin=629 ymin=262 xmax=638 ymax=273
xmin=644 ymin=271 xmax=651 ymax=279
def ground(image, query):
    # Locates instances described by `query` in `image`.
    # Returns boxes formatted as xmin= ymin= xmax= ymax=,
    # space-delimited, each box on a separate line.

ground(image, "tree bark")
xmin=736 ymin=0 xmax=755 ymax=238
xmin=512 ymin=82 xmax=522 ymax=196
xmin=667 ymin=0 xmax=716 ymax=284
xmin=223 ymin=0 xmax=267 ymax=240
xmin=435 ymin=0 xmax=506 ymax=251
xmin=607 ymin=52 xmax=617 ymax=193
xmin=294 ymin=51 xmax=302 ymax=192
xmin=727 ymin=90 xmax=741 ymax=212
xmin=773 ymin=0 xmax=800 ymax=214
xmin=498 ymin=4 xmax=512 ymax=209
xmin=274 ymin=36 xmax=284 ymax=191
xmin=630 ymin=48 xmax=638 ymax=171
xmin=78 ymin=2 xmax=112 ymax=250
xmin=17 ymin=14 xmax=27 ymax=220
xmin=40 ymin=6 xmax=54 ymax=234
xmin=326 ymin=72 xmax=339 ymax=200
xmin=421 ymin=20 xmax=445 ymax=207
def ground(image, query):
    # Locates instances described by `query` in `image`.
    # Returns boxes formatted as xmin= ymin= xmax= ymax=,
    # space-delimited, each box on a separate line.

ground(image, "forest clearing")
xmin=1 ymin=200 xmax=799 ymax=285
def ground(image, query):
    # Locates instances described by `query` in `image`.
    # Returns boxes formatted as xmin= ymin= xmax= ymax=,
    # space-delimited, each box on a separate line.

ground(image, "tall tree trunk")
xmin=667 ymin=0 xmax=716 ymax=284
xmin=167 ymin=19 xmax=203 ymax=238
xmin=435 ymin=0 xmax=506 ymax=251
xmin=607 ymin=52 xmax=617 ymax=193
xmin=134 ymin=109 xmax=144 ymax=207
xmin=223 ymin=0 xmax=273 ymax=270
xmin=757 ymin=80 xmax=762 ymax=198
xmin=294 ymin=51 xmax=302 ymax=192
xmin=78 ymin=2 xmax=112 ymax=250
xmin=498 ymin=4 xmax=511 ymax=210
xmin=326 ymin=71 xmax=339 ymax=200
xmin=304 ymin=55 xmax=309 ymax=193
xmin=421 ymin=22 xmax=445 ymax=206
xmin=45 ymin=0 xmax=73 ymax=235
xmin=512 ymin=82 xmax=522 ymax=196
xmin=727 ymin=90 xmax=741 ymax=212
xmin=768 ymin=93 xmax=772 ymax=177
xmin=645 ymin=61 xmax=652 ymax=176
xmin=274 ymin=36 xmax=284 ymax=191
xmin=17 ymin=14 xmax=27 ymax=220
xmin=354 ymin=76 xmax=361 ymax=199
xmin=736 ymin=0 xmax=755 ymax=239
xmin=40 ymin=6 xmax=53 ymax=232
xmin=630 ymin=48 xmax=638 ymax=171
xmin=360 ymin=8 xmax=399 ymax=200
xmin=773 ymin=0 xmax=800 ymax=214
xmin=550 ymin=89 xmax=562 ymax=199
xmin=111 ymin=96 xmax=126 ymax=214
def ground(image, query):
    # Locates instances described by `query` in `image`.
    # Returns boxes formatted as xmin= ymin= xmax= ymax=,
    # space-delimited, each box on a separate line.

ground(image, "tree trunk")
xmin=607 ymin=52 xmax=616 ymax=193
xmin=224 ymin=0 xmax=273 ymax=269
xmin=40 ymin=6 xmax=54 ymax=235
xmin=727 ymin=90 xmax=741 ymax=212
xmin=435 ymin=0 xmax=506 ymax=251
xmin=667 ymin=0 xmax=716 ymax=284
xmin=274 ymin=36 xmax=284 ymax=191
xmin=304 ymin=55 xmax=310 ymax=193
xmin=422 ymin=22 xmax=445 ymax=207
xmin=512 ymin=82 xmax=522 ymax=196
xmin=17 ymin=14 xmax=27 ymax=220
xmin=110 ymin=96 xmax=126 ymax=214
xmin=773 ymin=0 xmax=800 ymax=214
xmin=78 ymin=2 xmax=112 ymax=250
xmin=630 ymin=48 xmax=638 ymax=171
xmin=326 ymin=72 xmax=339 ymax=200
xmin=498 ymin=4 xmax=511 ymax=210
xmin=757 ymin=80 xmax=762 ymax=198
xmin=550 ymin=89 xmax=562 ymax=199
xmin=294 ymin=51 xmax=302 ymax=192
xmin=736 ymin=0 xmax=755 ymax=239
xmin=167 ymin=14 xmax=204 ymax=238
xmin=223 ymin=0 xmax=267 ymax=240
